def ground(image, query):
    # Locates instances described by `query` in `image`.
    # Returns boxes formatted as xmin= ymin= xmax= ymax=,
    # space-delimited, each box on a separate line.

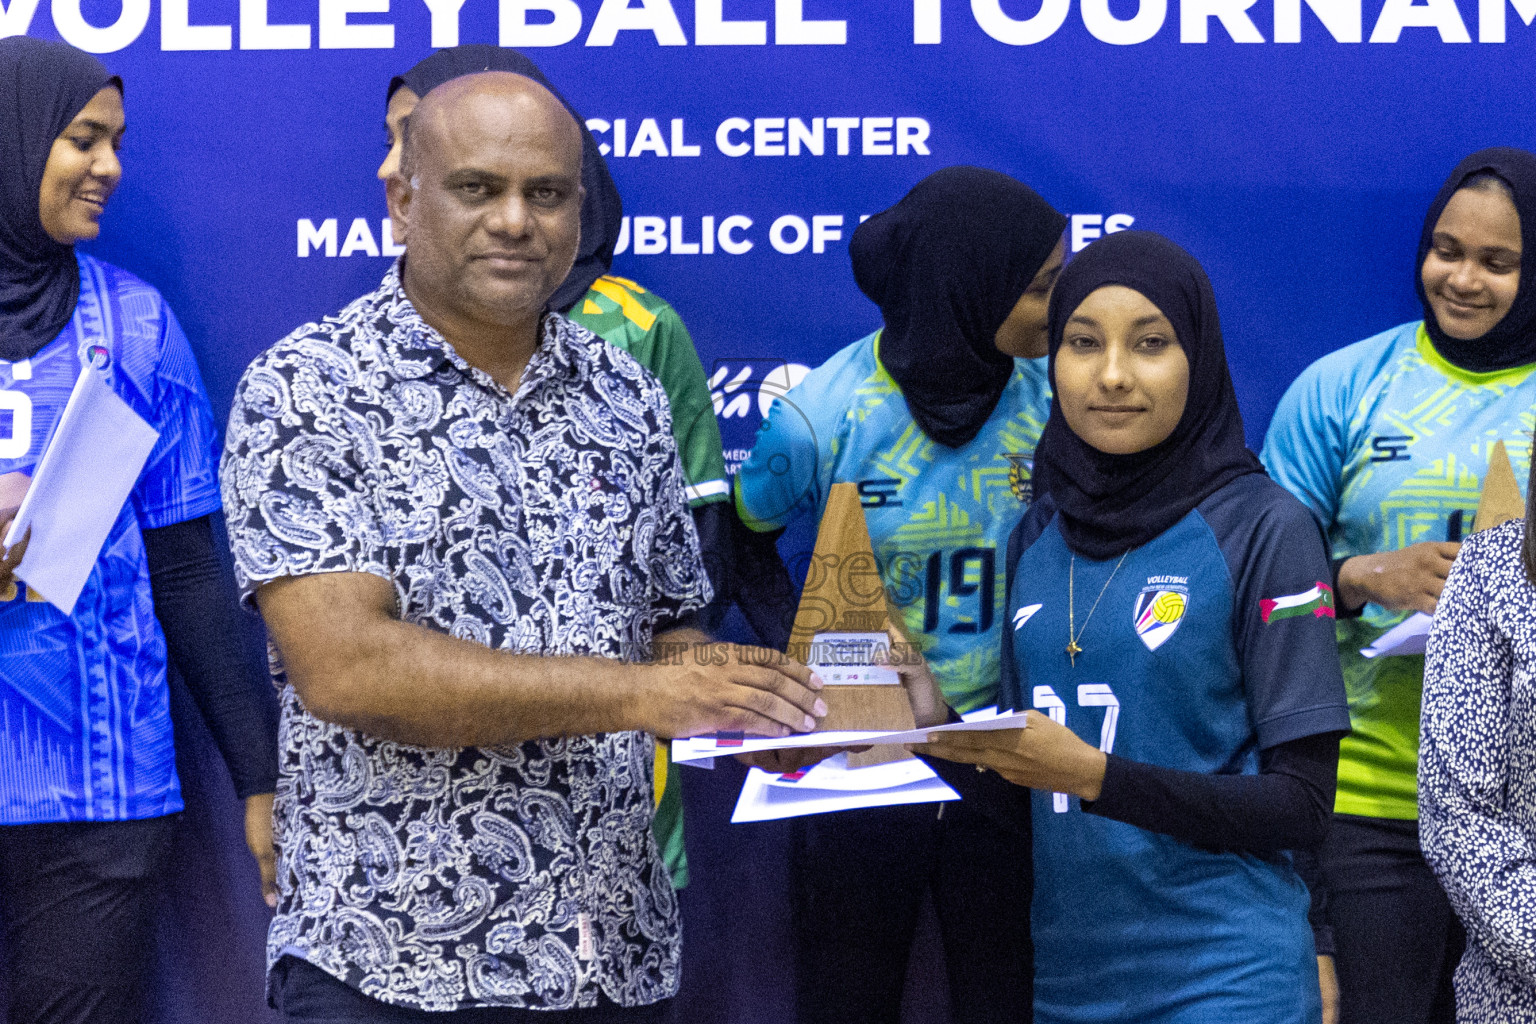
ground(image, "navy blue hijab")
xmin=850 ymin=167 xmax=1066 ymax=449
xmin=0 ymin=37 xmax=117 ymax=362
xmin=391 ymin=46 xmax=622 ymax=314
xmin=1034 ymin=231 xmax=1264 ymax=560
xmin=1415 ymin=147 xmax=1536 ymax=373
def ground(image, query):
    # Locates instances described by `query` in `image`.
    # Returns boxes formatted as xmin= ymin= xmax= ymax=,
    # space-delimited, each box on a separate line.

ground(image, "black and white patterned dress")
xmin=1422 ymin=518 xmax=1536 ymax=1022
xmin=219 ymin=265 xmax=710 ymax=1012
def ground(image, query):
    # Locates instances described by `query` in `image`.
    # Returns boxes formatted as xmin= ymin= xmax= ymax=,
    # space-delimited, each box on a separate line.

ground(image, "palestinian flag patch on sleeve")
xmin=1260 ymin=582 xmax=1336 ymax=624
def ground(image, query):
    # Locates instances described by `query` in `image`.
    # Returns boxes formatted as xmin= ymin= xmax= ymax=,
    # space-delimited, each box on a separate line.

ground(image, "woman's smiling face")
xmin=1422 ymin=180 xmax=1523 ymax=342
xmin=38 ymin=85 xmax=124 ymax=245
xmin=1054 ymin=285 xmax=1190 ymax=456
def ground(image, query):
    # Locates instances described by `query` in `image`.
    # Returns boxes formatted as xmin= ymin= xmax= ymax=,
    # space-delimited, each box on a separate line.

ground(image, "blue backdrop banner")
xmin=8 ymin=0 xmax=1536 ymax=458
xmin=3 ymin=3 xmax=1534 ymax=1021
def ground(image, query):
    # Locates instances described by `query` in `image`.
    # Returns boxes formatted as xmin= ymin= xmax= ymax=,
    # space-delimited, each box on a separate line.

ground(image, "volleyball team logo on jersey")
xmin=1133 ymin=585 xmax=1188 ymax=651
xmin=1004 ymin=453 xmax=1034 ymax=503
xmin=1260 ymin=582 xmax=1336 ymax=624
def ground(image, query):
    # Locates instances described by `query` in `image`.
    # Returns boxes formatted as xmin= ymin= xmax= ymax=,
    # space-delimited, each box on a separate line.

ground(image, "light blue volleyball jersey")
xmin=1005 ymin=476 xmax=1350 ymax=1024
xmin=1262 ymin=321 xmax=1536 ymax=820
xmin=735 ymin=330 xmax=1049 ymax=712
xmin=0 ymin=254 xmax=222 ymax=823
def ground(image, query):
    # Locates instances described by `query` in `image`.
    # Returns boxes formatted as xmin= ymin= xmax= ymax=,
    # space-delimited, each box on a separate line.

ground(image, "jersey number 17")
xmin=1034 ymin=683 xmax=1120 ymax=813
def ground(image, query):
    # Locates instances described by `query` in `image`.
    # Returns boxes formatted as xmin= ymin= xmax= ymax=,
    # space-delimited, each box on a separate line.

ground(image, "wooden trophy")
xmin=788 ymin=482 xmax=916 ymax=767
xmin=1473 ymin=441 xmax=1525 ymax=534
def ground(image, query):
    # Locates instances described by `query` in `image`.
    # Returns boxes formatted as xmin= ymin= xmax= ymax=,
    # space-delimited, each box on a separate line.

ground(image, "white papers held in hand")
xmin=4 ymin=367 xmax=159 ymax=615
xmin=673 ymin=706 xmax=1030 ymax=766
xmin=1359 ymin=612 xmax=1433 ymax=659
xmin=731 ymin=754 xmax=959 ymax=823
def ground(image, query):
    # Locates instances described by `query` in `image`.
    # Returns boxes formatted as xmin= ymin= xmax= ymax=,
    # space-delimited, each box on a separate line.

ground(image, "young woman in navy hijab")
xmin=915 ymin=231 xmax=1351 ymax=1023
xmin=0 ymin=36 xmax=276 ymax=1024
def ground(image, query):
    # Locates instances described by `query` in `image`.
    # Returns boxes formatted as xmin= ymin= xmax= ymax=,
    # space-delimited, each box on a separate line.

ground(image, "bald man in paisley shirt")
xmin=221 ymin=73 xmax=825 ymax=1023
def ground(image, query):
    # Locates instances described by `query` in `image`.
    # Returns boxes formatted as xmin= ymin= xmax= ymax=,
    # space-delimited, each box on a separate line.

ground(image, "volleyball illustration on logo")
xmin=1133 ymin=586 xmax=1188 ymax=651
xmin=84 ymin=344 xmax=111 ymax=370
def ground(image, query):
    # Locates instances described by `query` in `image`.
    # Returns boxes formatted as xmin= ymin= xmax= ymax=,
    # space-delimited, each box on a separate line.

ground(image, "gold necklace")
xmin=1067 ymin=551 xmax=1129 ymax=667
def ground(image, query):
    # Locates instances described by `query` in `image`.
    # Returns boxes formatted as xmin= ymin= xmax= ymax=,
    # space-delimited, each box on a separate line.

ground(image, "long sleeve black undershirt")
xmin=1083 ymin=731 xmax=1342 ymax=854
xmin=142 ymin=514 xmax=278 ymax=799
xmin=923 ymin=730 xmax=1342 ymax=856
xmin=1294 ymin=844 xmax=1336 ymax=956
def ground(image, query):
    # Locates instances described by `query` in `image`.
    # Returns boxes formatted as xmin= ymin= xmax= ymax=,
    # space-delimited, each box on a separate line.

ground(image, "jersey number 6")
xmin=0 ymin=366 xmax=34 ymax=461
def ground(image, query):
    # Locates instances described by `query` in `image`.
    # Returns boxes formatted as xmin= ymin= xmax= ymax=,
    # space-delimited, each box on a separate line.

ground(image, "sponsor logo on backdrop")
xmin=709 ymin=360 xmax=809 ymax=474
xmin=709 ymin=361 xmax=809 ymax=420
xmin=7 ymin=0 xmax=1518 ymax=54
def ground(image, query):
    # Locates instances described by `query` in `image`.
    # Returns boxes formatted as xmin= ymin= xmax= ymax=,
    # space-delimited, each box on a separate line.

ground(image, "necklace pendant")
xmin=1065 ymin=640 xmax=1082 ymax=666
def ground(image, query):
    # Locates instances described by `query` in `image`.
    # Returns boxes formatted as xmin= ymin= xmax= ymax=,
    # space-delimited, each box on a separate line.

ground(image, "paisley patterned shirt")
xmin=1421 ymin=519 xmax=1536 ymax=1023
xmin=220 ymin=264 xmax=709 ymax=1012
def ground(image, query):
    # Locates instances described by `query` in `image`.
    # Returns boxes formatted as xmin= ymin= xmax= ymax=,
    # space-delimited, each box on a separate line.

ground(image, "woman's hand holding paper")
xmin=0 ymin=473 xmax=31 ymax=590
xmin=916 ymin=711 xmax=1107 ymax=800
xmin=0 ymin=506 xmax=28 ymax=590
xmin=1337 ymin=542 xmax=1460 ymax=615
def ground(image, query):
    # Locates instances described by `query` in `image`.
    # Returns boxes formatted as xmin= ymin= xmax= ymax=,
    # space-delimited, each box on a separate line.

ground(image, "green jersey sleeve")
xmin=569 ymin=276 xmax=728 ymax=507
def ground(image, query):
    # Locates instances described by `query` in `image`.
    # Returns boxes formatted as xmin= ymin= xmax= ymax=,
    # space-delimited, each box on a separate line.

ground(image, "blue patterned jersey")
xmin=0 ymin=254 xmax=222 ymax=823
xmin=1262 ymin=321 xmax=1536 ymax=820
xmin=735 ymin=330 xmax=1049 ymax=712
xmin=1005 ymin=477 xmax=1349 ymax=1024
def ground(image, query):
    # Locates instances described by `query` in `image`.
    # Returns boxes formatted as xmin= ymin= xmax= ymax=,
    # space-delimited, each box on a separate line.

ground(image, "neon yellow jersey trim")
xmin=1415 ymin=324 xmax=1536 ymax=389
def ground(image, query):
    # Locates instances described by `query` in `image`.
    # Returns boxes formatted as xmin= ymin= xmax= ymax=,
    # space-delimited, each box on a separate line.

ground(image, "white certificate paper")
xmin=5 ymin=368 xmax=159 ymax=615
xmin=1360 ymin=611 xmax=1434 ymax=659
xmin=673 ymin=706 xmax=1029 ymax=766
xmin=730 ymin=754 xmax=960 ymax=823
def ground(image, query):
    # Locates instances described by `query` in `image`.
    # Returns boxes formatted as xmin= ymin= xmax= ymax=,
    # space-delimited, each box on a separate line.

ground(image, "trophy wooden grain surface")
xmin=788 ymin=482 xmax=915 ymax=766
xmin=1474 ymin=440 xmax=1525 ymax=534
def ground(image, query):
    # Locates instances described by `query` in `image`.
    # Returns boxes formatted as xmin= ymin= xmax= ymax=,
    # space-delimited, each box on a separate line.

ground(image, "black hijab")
xmin=1034 ymin=231 xmax=1264 ymax=561
xmin=0 ymin=36 xmax=116 ymax=363
xmin=390 ymin=46 xmax=623 ymax=314
xmin=1415 ymin=147 xmax=1536 ymax=373
xmin=850 ymin=166 xmax=1066 ymax=449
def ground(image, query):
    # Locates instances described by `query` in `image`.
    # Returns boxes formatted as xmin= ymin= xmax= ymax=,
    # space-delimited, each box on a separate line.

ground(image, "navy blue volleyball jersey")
xmin=1003 ymin=474 xmax=1350 ymax=1024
